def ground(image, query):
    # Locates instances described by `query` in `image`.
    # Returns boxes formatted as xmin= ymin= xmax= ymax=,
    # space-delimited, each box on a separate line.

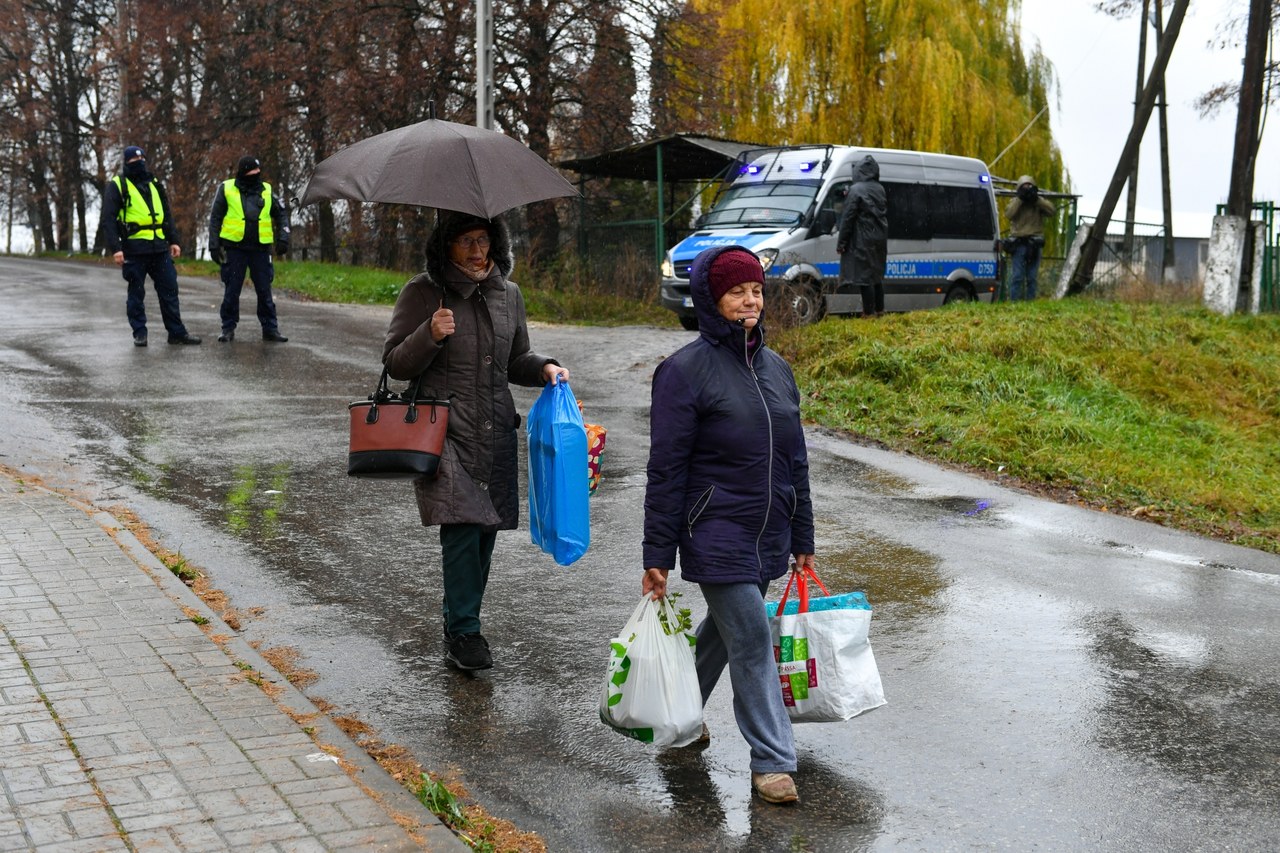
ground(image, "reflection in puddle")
xmin=811 ymin=452 xmax=914 ymax=495
xmin=1086 ymin=612 xmax=1280 ymax=802
xmin=819 ymin=536 xmax=947 ymax=635
xmin=224 ymin=463 xmax=290 ymax=538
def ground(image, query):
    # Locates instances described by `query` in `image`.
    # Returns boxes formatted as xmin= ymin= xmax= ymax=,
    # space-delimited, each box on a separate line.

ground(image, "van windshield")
xmin=700 ymin=180 xmax=821 ymax=228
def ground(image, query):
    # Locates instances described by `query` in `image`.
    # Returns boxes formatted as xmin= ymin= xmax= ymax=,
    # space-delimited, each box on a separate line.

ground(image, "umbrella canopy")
xmin=299 ymin=118 xmax=578 ymax=219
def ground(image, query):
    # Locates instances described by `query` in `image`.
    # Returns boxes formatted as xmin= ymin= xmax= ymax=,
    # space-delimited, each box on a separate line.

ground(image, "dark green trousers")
xmin=440 ymin=523 xmax=497 ymax=637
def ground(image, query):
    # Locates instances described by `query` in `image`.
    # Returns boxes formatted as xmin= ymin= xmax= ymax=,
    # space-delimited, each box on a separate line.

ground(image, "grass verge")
xmin=183 ymin=256 xmax=676 ymax=326
xmin=772 ymin=299 xmax=1280 ymax=553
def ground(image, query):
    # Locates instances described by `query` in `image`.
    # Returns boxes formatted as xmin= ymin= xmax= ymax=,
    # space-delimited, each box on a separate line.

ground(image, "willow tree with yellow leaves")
xmin=663 ymin=0 xmax=1064 ymax=188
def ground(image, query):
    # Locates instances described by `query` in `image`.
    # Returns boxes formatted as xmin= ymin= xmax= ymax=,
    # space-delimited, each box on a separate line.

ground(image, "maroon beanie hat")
xmin=707 ymin=248 xmax=765 ymax=303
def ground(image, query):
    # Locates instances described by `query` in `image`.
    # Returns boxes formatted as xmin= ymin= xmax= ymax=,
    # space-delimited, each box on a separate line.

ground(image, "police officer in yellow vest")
xmin=208 ymin=156 xmax=292 ymax=343
xmin=98 ymin=145 xmax=201 ymax=346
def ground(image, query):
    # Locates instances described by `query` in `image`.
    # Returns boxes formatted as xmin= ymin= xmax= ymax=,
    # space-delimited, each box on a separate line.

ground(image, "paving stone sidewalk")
xmin=0 ymin=474 xmax=466 ymax=852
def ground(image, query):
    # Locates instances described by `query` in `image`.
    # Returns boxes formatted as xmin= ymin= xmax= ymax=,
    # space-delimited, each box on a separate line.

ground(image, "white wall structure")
xmin=1202 ymin=215 xmax=1247 ymax=315
xmin=1248 ymin=220 xmax=1265 ymax=314
xmin=1054 ymin=222 xmax=1091 ymax=298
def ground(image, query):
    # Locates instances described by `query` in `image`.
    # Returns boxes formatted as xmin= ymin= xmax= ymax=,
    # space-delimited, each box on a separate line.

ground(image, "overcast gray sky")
xmin=1019 ymin=0 xmax=1278 ymax=236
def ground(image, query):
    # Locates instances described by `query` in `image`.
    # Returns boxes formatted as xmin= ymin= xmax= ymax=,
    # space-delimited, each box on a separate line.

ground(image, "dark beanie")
xmin=236 ymin=156 xmax=261 ymax=179
xmin=123 ymin=145 xmax=145 ymax=162
xmin=438 ymin=211 xmax=494 ymax=243
xmin=707 ymin=248 xmax=765 ymax=303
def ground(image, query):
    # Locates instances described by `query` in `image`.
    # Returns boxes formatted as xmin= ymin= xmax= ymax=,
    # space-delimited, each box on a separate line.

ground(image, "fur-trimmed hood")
xmin=424 ymin=210 xmax=514 ymax=284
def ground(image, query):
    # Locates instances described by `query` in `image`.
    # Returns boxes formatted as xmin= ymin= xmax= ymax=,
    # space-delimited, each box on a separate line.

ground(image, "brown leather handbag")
xmin=348 ymin=368 xmax=449 ymax=479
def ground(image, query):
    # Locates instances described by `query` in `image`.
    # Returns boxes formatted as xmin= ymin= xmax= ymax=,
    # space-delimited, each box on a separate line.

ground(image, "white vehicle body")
xmin=660 ymin=145 xmax=1002 ymax=327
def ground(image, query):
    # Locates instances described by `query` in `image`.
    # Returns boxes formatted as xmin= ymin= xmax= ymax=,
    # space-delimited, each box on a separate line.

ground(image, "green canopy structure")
xmin=558 ymin=133 xmax=759 ymax=264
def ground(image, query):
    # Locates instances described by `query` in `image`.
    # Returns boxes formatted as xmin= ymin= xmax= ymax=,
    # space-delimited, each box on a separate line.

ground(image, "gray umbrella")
xmin=298 ymin=118 xmax=578 ymax=218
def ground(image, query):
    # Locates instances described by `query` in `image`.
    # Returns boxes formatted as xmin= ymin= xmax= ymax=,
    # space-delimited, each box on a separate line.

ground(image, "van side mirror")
xmin=815 ymin=209 xmax=837 ymax=234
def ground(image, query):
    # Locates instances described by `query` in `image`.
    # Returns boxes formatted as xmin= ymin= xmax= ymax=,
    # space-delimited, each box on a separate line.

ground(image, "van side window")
xmin=814 ymin=181 xmax=851 ymax=234
xmin=884 ymin=183 xmax=931 ymax=240
xmin=929 ymin=185 xmax=997 ymax=239
xmin=884 ymin=182 xmax=996 ymax=241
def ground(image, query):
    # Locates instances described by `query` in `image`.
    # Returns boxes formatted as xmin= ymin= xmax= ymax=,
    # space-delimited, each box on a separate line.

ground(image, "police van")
xmin=659 ymin=144 xmax=1002 ymax=328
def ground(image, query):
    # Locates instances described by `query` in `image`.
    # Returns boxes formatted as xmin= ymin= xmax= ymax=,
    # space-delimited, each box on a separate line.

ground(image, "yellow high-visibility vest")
xmin=218 ymin=180 xmax=274 ymax=244
xmin=113 ymin=176 xmax=166 ymax=241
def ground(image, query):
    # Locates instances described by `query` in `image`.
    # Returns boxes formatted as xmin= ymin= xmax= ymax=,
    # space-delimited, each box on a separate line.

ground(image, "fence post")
xmin=655 ymin=144 xmax=665 ymax=266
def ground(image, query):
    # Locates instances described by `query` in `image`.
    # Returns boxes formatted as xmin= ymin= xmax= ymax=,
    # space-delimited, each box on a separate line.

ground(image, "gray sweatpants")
xmin=696 ymin=580 xmax=797 ymax=774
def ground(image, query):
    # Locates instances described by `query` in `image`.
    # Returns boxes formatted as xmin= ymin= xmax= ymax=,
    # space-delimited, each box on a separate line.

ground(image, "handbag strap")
xmin=776 ymin=564 xmax=830 ymax=614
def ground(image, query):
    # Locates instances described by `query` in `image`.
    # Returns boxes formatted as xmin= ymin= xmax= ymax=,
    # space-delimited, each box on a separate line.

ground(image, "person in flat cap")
xmin=97 ymin=145 xmax=201 ymax=346
xmin=641 ymin=244 xmax=815 ymax=805
xmin=381 ymin=209 xmax=570 ymax=673
xmin=208 ymin=155 xmax=292 ymax=342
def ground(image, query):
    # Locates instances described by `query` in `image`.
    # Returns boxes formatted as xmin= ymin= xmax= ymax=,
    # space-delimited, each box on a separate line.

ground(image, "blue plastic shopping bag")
xmin=527 ymin=378 xmax=590 ymax=565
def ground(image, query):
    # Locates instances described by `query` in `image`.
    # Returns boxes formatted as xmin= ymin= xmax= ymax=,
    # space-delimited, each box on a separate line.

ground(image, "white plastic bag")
xmin=599 ymin=595 xmax=703 ymax=747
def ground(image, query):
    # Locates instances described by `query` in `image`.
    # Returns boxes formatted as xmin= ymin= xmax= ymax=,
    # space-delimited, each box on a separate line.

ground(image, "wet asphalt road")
xmin=1 ymin=256 xmax=1278 ymax=852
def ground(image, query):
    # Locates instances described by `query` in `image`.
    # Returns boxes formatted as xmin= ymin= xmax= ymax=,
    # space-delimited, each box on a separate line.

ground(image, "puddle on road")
xmin=224 ymin=462 xmax=290 ymax=538
xmin=818 ymin=535 xmax=947 ymax=634
xmin=810 ymin=452 xmax=915 ymax=495
xmin=1086 ymin=611 xmax=1280 ymax=802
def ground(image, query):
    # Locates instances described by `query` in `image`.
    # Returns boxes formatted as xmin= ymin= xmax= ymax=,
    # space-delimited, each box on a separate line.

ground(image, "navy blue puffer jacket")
xmin=643 ymin=245 xmax=816 ymax=584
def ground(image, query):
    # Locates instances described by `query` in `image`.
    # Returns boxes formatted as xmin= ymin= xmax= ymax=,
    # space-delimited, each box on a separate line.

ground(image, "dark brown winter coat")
xmin=382 ymin=214 xmax=556 ymax=530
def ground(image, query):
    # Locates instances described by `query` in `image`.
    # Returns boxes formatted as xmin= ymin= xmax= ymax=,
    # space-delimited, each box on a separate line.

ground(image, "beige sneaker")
xmin=751 ymin=772 xmax=799 ymax=804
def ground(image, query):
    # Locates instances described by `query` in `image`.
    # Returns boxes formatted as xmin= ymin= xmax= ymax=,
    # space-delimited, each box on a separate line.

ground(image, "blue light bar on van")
xmin=799 ymin=161 xmax=818 ymax=172
xmin=979 ymin=174 xmax=991 ymax=183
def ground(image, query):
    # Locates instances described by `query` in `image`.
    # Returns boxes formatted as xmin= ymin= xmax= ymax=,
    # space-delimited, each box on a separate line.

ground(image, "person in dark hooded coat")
xmin=383 ymin=210 xmax=568 ymax=671
xmin=642 ymin=244 xmax=816 ymax=805
xmin=836 ymin=154 xmax=889 ymax=317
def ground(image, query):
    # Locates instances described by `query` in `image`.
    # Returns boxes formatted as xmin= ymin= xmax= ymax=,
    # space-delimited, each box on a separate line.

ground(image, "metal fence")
xmin=1076 ymin=217 xmax=1173 ymax=296
xmin=578 ymin=219 xmax=695 ymax=301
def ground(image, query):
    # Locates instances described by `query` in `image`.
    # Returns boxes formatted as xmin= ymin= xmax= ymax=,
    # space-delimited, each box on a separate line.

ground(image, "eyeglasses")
xmin=452 ymin=235 xmax=491 ymax=250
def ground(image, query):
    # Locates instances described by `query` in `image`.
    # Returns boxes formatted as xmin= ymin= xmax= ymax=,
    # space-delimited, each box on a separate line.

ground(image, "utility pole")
xmin=1155 ymin=0 xmax=1175 ymax=281
xmin=116 ymin=0 xmax=129 ymax=144
xmin=1066 ymin=0 xmax=1189 ymax=295
xmin=1122 ymin=0 xmax=1151 ymax=255
xmin=476 ymin=0 xmax=494 ymax=130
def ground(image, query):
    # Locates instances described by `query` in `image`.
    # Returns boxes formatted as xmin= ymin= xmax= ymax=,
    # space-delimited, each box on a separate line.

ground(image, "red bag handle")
xmin=776 ymin=564 xmax=829 ymax=614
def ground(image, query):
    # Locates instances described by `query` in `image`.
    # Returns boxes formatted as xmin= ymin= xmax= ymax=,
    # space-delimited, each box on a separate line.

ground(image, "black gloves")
xmin=275 ymin=240 xmax=289 ymax=256
xmin=210 ymin=244 xmax=226 ymax=266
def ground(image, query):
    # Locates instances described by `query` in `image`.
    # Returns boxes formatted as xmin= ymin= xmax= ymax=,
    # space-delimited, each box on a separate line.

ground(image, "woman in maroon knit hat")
xmin=642 ymin=244 xmax=815 ymax=805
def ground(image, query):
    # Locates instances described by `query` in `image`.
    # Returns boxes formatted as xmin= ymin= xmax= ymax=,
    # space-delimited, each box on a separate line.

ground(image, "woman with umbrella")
xmin=383 ymin=210 xmax=569 ymax=671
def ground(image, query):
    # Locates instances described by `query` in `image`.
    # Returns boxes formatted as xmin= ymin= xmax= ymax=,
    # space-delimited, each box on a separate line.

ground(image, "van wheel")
xmin=944 ymin=284 xmax=975 ymax=305
xmin=679 ymin=316 xmax=699 ymax=331
xmin=776 ymin=278 xmax=826 ymax=326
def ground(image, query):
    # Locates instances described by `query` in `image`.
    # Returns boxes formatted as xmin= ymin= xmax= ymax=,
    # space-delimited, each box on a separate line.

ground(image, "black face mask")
xmin=123 ymin=159 xmax=151 ymax=181
xmin=236 ymin=174 xmax=263 ymax=191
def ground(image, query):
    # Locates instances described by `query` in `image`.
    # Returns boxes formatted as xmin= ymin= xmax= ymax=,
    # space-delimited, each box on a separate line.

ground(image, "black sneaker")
xmin=262 ymin=330 xmax=289 ymax=342
xmin=133 ymin=333 xmax=147 ymax=347
xmin=446 ymin=633 xmax=492 ymax=671
xmin=217 ymin=329 xmax=234 ymax=342
xmin=167 ymin=334 xmax=202 ymax=345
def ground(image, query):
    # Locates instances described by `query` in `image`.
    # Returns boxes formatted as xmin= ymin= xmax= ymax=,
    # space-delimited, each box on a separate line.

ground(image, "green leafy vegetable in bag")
xmin=656 ymin=591 xmax=693 ymax=636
